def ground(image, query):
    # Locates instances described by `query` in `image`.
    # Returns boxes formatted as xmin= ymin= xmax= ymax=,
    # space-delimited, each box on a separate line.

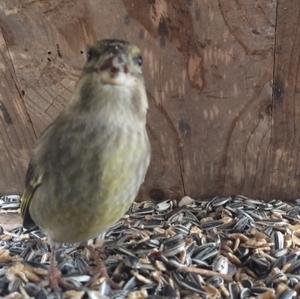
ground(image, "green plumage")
xmin=20 ymin=39 xmax=150 ymax=244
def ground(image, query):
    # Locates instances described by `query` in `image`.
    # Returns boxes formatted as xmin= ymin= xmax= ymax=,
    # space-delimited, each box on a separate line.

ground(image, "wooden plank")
xmin=0 ymin=0 xmax=185 ymax=200
xmin=124 ymin=0 xmax=276 ymax=199
xmin=268 ymin=0 xmax=300 ymax=199
xmin=0 ymin=25 xmax=36 ymax=193
xmin=3 ymin=0 xmax=300 ymax=201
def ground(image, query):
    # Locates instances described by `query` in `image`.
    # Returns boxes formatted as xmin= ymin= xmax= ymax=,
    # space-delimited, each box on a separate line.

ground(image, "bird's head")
xmin=83 ymin=39 xmax=144 ymax=87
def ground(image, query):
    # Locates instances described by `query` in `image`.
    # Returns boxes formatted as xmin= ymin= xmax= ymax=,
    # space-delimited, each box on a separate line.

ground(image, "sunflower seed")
xmin=273 ymin=231 xmax=284 ymax=250
xmin=278 ymin=288 xmax=297 ymax=299
xmin=1 ymin=194 xmax=300 ymax=297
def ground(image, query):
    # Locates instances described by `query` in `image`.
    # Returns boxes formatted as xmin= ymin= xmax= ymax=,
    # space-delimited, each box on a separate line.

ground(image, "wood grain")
xmin=0 ymin=21 xmax=36 ymax=193
xmin=268 ymin=0 xmax=300 ymax=199
xmin=0 ymin=0 xmax=299 ymax=201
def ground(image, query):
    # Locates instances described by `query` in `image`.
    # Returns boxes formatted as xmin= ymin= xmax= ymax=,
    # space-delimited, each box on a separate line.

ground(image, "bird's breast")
xmin=30 ymin=124 xmax=150 ymax=243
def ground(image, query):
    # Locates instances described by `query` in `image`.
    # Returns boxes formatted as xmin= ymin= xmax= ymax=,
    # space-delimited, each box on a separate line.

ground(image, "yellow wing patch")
xmin=20 ymin=171 xmax=43 ymax=228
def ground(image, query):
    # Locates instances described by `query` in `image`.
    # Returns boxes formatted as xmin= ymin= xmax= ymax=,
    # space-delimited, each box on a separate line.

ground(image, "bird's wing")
xmin=20 ymin=121 xmax=56 ymax=229
xmin=20 ymin=161 xmax=43 ymax=229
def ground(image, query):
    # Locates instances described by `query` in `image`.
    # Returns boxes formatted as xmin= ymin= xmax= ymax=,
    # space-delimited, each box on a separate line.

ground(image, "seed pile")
xmin=0 ymin=194 xmax=300 ymax=298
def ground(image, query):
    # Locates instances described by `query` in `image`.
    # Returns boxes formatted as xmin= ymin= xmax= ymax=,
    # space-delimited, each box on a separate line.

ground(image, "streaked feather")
xmin=20 ymin=162 xmax=43 ymax=229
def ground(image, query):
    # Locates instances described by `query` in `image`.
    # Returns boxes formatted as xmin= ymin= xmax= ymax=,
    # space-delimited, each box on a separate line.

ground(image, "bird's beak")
xmin=100 ymin=54 xmax=128 ymax=74
xmin=99 ymin=54 xmax=131 ymax=86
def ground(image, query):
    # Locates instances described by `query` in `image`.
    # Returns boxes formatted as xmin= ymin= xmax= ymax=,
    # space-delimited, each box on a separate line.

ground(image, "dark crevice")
xmin=269 ymin=0 xmax=279 ymax=197
xmin=271 ymin=0 xmax=279 ymax=118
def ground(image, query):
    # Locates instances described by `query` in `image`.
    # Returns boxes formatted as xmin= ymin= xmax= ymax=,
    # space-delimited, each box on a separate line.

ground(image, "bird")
xmin=20 ymin=39 xmax=150 ymax=290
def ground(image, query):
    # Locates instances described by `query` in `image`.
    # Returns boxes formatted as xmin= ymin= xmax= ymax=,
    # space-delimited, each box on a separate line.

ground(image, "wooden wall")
xmin=0 ymin=0 xmax=299 ymax=201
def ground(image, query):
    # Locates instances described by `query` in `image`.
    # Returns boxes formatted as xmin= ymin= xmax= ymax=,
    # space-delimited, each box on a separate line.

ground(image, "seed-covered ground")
xmin=0 ymin=195 xmax=300 ymax=298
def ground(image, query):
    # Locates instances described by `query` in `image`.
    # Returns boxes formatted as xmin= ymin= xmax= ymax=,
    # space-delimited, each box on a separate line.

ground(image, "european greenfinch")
xmin=20 ymin=39 xmax=150 ymax=289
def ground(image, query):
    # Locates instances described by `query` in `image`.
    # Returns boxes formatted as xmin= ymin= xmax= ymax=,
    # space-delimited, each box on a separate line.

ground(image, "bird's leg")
xmin=48 ymin=245 xmax=61 ymax=291
xmin=48 ymin=243 xmax=79 ymax=291
xmin=86 ymin=244 xmax=119 ymax=289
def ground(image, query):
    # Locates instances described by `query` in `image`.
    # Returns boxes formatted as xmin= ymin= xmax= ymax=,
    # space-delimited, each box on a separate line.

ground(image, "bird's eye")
xmin=86 ymin=49 xmax=93 ymax=62
xmin=86 ymin=48 xmax=95 ymax=62
xmin=134 ymin=55 xmax=143 ymax=66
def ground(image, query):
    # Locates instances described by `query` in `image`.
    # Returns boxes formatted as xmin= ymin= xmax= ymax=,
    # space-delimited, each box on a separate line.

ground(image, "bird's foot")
xmin=49 ymin=265 xmax=79 ymax=291
xmin=87 ymin=261 xmax=120 ymax=289
xmin=86 ymin=245 xmax=120 ymax=289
